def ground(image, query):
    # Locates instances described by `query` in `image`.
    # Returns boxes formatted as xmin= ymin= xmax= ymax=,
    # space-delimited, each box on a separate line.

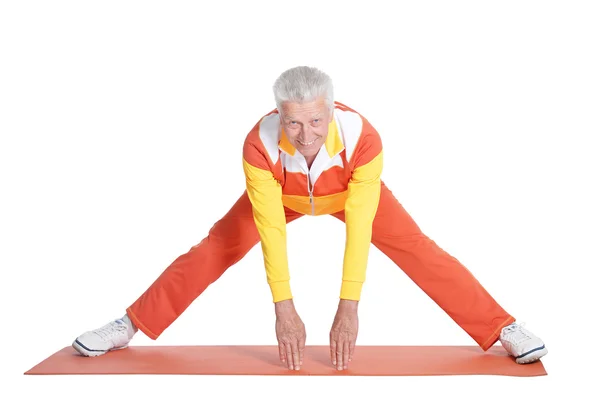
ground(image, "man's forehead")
xmin=282 ymin=104 xmax=328 ymax=120
xmin=284 ymin=111 xmax=323 ymax=120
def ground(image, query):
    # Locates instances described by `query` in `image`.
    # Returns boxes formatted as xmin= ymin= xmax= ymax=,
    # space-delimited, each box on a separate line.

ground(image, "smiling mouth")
xmin=298 ymin=138 xmax=318 ymax=146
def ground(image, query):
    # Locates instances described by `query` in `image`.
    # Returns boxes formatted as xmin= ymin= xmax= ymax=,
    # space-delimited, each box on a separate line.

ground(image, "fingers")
xmin=336 ymin=341 xmax=343 ymax=370
xmin=291 ymin=341 xmax=301 ymax=370
xmin=279 ymin=342 xmax=286 ymax=365
xmin=343 ymin=341 xmax=350 ymax=370
xmin=330 ymin=339 xmax=347 ymax=369
xmin=330 ymin=339 xmax=337 ymax=366
xmin=299 ymin=337 xmax=305 ymax=366
xmin=280 ymin=340 xmax=302 ymax=371
xmin=285 ymin=342 xmax=293 ymax=370
xmin=330 ymin=337 xmax=355 ymax=370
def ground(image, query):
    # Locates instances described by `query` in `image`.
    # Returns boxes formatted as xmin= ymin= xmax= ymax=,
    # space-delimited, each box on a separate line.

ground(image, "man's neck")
xmin=305 ymin=154 xmax=317 ymax=169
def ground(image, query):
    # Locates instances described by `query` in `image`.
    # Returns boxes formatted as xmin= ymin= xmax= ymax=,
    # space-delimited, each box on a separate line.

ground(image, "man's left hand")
xmin=329 ymin=299 xmax=359 ymax=370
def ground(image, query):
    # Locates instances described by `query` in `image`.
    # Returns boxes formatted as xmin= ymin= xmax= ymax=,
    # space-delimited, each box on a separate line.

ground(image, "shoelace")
xmin=94 ymin=320 xmax=128 ymax=341
xmin=502 ymin=322 xmax=531 ymax=344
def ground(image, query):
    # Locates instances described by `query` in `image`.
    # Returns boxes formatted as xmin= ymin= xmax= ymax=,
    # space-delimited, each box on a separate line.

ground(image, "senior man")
xmin=73 ymin=66 xmax=547 ymax=371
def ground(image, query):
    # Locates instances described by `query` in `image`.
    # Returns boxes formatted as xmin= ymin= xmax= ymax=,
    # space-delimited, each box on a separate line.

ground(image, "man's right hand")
xmin=274 ymin=299 xmax=306 ymax=370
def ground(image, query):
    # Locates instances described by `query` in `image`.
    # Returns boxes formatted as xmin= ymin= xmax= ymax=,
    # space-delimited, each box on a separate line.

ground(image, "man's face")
xmin=280 ymin=96 xmax=333 ymax=159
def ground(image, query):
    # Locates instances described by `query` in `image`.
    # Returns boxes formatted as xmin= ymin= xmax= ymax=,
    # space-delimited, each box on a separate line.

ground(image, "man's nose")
xmin=299 ymin=129 xmax=313 ymax=141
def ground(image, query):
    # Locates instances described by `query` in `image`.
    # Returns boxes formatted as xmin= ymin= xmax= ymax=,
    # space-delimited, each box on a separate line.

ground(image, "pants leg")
xmin=126 ymin=191 xmax=304 ymax=339
xmin=331 ymin=181 xmax=515 ymax=351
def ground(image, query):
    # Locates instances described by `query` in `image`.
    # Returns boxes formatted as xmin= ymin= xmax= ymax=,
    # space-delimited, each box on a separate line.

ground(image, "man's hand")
xmin=275 ymin=299 xmax=306 ymax=371
xmin=329 ymin=299 xmax=359 ymax=370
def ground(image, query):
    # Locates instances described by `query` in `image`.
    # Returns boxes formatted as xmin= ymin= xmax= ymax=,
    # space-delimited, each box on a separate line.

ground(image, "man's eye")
xmin=313 ymin=119 xmax=319 ymax=123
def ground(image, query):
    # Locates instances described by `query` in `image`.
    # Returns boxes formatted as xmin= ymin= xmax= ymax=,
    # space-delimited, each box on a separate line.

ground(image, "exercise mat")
xmin=25 ymin=345 xmax=547 ymax=376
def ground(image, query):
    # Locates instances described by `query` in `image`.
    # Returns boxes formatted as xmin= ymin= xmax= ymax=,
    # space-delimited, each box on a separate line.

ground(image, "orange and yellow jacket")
xmin=242 ymin=101 xmax=383 ymax=303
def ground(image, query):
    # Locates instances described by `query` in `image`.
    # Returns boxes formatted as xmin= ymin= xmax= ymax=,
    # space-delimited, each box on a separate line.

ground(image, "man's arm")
xmin=243 ymin=135 xmax=307 ymax=371
xmin=340 ymin=126 xmax=383 ymax=300
xmin=242 ymin=140 xmax=292 ymax=303
xmin=330 ymin=125 xmax=382 ymax=370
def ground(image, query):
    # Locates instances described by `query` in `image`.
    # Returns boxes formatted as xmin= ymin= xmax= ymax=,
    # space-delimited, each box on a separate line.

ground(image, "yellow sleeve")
xmin=340 ymin=151 xmax=383 ymax=300
xmin=242 ymin=158 xmax=292 ymax=302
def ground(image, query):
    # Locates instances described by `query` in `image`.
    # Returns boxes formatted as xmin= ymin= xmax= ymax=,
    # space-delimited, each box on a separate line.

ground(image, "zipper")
xmin=307 ymin=173 xmax=315 ymax=216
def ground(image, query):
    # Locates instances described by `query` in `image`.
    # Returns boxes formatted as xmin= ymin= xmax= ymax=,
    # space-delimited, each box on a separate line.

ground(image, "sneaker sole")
xmin=516 ymin=346 xmax=548 ymax=364
xmin=72 ymin=339 xmax=128 ymax=357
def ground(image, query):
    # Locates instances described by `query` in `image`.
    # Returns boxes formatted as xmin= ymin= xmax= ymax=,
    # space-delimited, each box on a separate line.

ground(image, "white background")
xmin=1 ymin=1 xmax=599 ymax=406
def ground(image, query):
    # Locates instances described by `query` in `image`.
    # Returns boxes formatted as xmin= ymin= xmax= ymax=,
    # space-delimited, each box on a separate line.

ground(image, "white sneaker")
xmin=499 ymin=322 xmax=548 ymax=364
xmin=73 ymin=315 xmax=136 ymax=357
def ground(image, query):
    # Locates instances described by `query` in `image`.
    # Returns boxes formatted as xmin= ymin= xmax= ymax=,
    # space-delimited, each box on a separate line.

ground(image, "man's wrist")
xmin=274 ymin=298 xmax=296 ymax=317
xmin=338 ymin=298 xmax=359 ymax=311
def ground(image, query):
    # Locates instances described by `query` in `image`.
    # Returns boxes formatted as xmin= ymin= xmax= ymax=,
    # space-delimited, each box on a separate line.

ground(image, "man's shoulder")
xmin=244 ymin=107 xmax=279 ymax=139
xmin=333 ymin=100 xmax=357 ymax=113
xmin=243 ymin=109 xmax=281 ymax=166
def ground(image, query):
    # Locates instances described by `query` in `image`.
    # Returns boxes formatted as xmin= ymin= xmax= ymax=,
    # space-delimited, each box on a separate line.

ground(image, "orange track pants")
xmin=126 ymin=182 xmax=515 ymax=351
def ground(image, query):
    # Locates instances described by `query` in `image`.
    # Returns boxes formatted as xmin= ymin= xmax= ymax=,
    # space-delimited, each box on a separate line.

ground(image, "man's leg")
xmin=74 ymin=192 xmax=304 ymax=356
xmin=331 ymin=181 xmax=515 ymax=351
xmin=126 ymin=192 xmax=304 ymax=339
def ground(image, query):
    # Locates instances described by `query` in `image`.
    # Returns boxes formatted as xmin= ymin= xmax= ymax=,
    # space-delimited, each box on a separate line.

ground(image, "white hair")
xmin=272 ymin=66 xmax=334 ymax=114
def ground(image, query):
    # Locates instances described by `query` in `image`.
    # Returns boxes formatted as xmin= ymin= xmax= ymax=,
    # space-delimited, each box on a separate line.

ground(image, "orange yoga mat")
xmin=25 ymin=345 xmax=547 ymax=376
